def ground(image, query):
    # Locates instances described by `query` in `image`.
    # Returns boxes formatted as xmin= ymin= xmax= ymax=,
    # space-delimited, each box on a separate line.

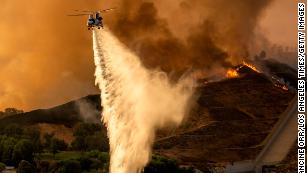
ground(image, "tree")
xmin=85 ymin=132 xmax=109 ymax=152
xmin=71 ymin=123 xmax=107 ymax=151
xmin=0 ymin=136 xmax=4 ymax=161
xmin=0 ymin=112 xmax=4 ymax=119
xmin=43 ymin=133 xmax=54 ymax=150
xmin=43 ymin=133 xmax=67 ymax=155
xmin=0 ymin=108 xmax=23 ymax=120
xmin=78 ymin=156 xmax=92 ymax=171
xmin=1 ymin=137 xmax=18 ymax=165
xmin=25 ymin=129 xmax=42 ymax=154
xmin=12 ymin=139 xmax=34 ymax=166
xmin=17 ymin=160 xmax=35 ymax=173
xmin=73 ymin=123 xmax=102 ymax=137
xmin=50 ymin=138 xmax=68 ymax=156
xmin=59 ymin=160 xmax=81 ymax=173
xmin=4 ymin=108 xmax=23 ymax=116
xmin=36 ymin=160 xmax=49 ymax=173
xmin=71 ymin=137 xmax=86 ymax=151
xmin=0 ymin=162 xmax=5 ymax=173
xmin=144 ymin=155 xmax=195 ymax=173
xmin=3 ymin=124 xmax=23 ymax=137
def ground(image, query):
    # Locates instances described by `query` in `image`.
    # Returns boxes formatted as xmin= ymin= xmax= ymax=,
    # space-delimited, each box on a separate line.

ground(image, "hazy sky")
xmin=259 ymin=0 xmax=301 ymax=47
xmin=0 ymin=0 xmax=301 ymax=111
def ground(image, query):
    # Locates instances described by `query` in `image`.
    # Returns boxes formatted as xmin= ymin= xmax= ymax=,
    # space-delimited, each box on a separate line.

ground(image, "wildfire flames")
xmin=242 ymin=61 xmax=260 ymax=73
xmin=224 ymin=61 xmax=290 ymax=92
xmin=272 ymin=76 xmax=289 ymax=91
xmin=225 ymin=61 xmax=260 ymax=78
xmin=275 ymin=84 xmax=289 ymax=91
xmin=226 ymin=69 xmax=239 ymax=78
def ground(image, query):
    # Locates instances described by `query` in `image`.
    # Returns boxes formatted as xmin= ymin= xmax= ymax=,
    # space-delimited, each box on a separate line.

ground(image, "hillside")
xmin=0 ymin=95 xmax=101 ymax=128
xmin=0 ymin=60 xmax=296 ymax=171
xmin=155 ymin=72 xmax=294 ymax=171
xmin=0 ymin=95 xmax=102 ymax=143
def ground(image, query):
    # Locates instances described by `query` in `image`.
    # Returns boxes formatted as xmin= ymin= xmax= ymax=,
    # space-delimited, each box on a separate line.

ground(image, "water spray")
xmin=93 ymin=28 xmax=193 ymax=173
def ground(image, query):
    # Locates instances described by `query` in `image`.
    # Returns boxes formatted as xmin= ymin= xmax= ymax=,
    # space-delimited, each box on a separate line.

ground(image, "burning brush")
xmin=225 ymin=61 xmax=291 ymax=92
xmin=271 ymin=76 xmax=290 ymax=91
xmin=242 ymin=61 xmax=260 ymax=73
xmin=225 ymin=61 xmax=260 ymax=78
xmin=226 ymin=69 xmax=239 ymax=78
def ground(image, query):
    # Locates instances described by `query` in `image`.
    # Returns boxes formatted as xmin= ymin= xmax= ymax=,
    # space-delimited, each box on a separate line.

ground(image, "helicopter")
xmin=68 ymin=8 xmax=115 ymax=30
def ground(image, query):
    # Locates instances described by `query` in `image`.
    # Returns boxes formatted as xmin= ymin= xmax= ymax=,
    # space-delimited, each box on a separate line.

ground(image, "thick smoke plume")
xmin=1 ymin=0 xmax=284 ymax=110
xmin=93 ymin=28 xmax=193 ymax=173
xmin=108 ymin=0 xmax=274 ymax=76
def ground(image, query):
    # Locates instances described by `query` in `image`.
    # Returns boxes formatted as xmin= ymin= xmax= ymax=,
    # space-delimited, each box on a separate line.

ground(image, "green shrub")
xmin=97 ymin=152 xmax=109 ymax=164
xmin=71 ymin=123 xmax=109 ymax=151
xmin=59 ymin=159 xmax=81 ymax=173
xmin=50 ymin=138 xmax=68 ymax=155
xmin=90 ymin=159 xmax=102 ymax=170
xmin=0 ymin=162 xmax=5 ymax=173
xmin=36 ymin=160 xmax=50 ymax=173
xmin=12 ymin=139 xmax=34 ymax=166
xmin=87 ymin=150 xmax=100 ymax=158
xmin=144 ymin=155 xmax=195 ymax=173
xmin=4 ymin=124 xmax=23 ymax=137
xmin=0 ymin=137 xmax=18 ymax=165
xmin=17 ymin=160 xmax=35 ymax=173
xmin=78 ymin=156 xmax=92 ymax=171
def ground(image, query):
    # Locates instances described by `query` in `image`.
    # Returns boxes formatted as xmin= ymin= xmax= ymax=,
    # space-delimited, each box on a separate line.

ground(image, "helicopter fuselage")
xmin=68 ymin=8 xmax=115 ymax=30
xmin=87 ymin=13 xmax=103 ymax=30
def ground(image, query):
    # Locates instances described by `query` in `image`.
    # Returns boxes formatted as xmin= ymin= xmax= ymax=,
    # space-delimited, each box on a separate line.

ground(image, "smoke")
xmin=0 ymin=0 xmax=108 ymax=110
xmin=76 ymin=100 xmax=101 ymax=123
xmin=108 ymin=0 xmax=274 ymax=77
xmin=1 ymin=0 xmax=294 ymax=110
xmin=93 ymin=28 xmax=193 ymax=173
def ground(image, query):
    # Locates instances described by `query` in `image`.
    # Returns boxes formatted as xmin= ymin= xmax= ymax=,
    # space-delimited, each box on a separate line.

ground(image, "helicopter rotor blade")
xmin=100 ymin=7 xmax=116 ymax=12
xmin=67 ymin=13 xmax=91 ymax=16
xmin=75 ymin=10 xmax=94 ymax=13
xmin=71 ymin=7 xmax=116 ymax=14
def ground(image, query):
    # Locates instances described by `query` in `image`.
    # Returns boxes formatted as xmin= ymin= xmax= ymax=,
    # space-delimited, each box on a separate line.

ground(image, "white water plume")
xmin=93 ymin=28 xmax=193 ymax=173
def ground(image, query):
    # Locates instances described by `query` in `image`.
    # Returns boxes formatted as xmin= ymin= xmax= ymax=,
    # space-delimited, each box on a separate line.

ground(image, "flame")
xmin=242 ymin=61 xmax=260 ymax=73
xmin=226 ymin=69 xmax=239 ymax=78
xmin=272 ymin=76 xmax=289 ymax=91
xmin=274 ymin=83 xmax=289 ymax=91
xmin=282 ymin=85 xmax=289 ymax=91
xmin=225 ymin=60 xmax=262 ymax=79
xmin=225 ymin=61 xmax=289 ymax=91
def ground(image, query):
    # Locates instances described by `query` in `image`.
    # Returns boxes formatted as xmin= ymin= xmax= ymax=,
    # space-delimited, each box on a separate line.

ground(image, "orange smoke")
xmin=0 ymin=0 xmax=112 ymax=110
xmin=0 ymin=0 xmax=294 ymax=111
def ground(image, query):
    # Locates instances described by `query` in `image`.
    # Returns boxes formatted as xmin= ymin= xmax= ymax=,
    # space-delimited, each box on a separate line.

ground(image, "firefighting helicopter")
xmin=68 ymin=8 xmax=115 ymax=30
